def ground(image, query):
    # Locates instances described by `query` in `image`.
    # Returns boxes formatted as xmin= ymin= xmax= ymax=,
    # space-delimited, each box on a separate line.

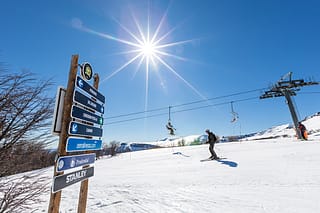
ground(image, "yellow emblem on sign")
xmin=81 ymin=62 xmax=93 ymax=81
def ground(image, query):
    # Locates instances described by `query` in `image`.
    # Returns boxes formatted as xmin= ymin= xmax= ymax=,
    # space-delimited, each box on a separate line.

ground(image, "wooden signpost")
xmin=48 ymin=55 xmax=105 ymax=213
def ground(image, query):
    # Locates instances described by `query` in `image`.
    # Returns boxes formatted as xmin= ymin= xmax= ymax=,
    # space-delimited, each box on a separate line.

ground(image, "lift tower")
xmin=260 ymin=72 xmax=319 ymax=139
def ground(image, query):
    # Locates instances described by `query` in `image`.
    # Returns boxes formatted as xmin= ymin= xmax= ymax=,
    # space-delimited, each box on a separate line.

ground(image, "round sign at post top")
xmin=81 ymin=62 xmax=93 ymax=81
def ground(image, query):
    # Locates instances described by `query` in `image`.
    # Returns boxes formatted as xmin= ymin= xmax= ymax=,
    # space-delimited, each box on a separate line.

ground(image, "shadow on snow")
xmin=217 ymin=159 xmax=238 ymax=167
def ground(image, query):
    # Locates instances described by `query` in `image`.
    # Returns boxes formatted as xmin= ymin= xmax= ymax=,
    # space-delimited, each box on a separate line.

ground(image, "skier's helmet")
xmin=205 ymin=129 xmax=210 ymax=133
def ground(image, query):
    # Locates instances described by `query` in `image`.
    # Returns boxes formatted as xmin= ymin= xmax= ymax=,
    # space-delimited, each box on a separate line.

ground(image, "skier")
xmin=205 ymin=129 xmax=219 ymax=160
xmin=166 ymin=121 xmax=176 ymax=135
xmin=298 ymin=122 xmax=308 ymax=140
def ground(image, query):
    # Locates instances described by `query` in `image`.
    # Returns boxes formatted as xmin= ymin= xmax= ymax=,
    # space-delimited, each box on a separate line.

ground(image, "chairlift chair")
xmin=166 ymin=106 xmax=176 ymax=135
xmin=230 ymin=102 xmax=239 ymax=123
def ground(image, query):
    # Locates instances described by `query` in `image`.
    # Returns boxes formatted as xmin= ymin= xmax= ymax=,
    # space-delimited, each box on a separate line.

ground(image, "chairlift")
xmin=230 ymin=101 xmax=239 ymax=123
xmin=166 ymin=106 xmax=176 ymax=135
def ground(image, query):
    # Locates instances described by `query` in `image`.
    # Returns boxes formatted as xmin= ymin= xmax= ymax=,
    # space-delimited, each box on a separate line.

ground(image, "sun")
xmin=72 ymin=6 xmax=206 ymax=110
xmin=141 ymin=41 xmax=156 ymax=58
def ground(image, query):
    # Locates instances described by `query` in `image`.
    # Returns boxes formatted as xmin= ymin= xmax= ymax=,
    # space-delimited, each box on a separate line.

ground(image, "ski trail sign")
xmin=66 ymin=137 xmax=102 ymax=152
xmin=56 ymin=153 xmax=96 ymax=172
xmin=52 ymin=167 xmax=94 ymax=193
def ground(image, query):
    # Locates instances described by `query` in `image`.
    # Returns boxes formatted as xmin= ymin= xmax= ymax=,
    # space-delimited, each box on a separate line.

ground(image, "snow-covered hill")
xmin=117 ymin=134 xmax=208 ymax=152
xmin=243 ymin=113 xmax=320 ymax=141
xmin=31 ymin=138 xmax=320 ymax=212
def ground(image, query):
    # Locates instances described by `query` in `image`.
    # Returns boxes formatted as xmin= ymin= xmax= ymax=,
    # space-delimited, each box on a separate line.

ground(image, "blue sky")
xmin=1 ymin=0 xmax=320 ymax=143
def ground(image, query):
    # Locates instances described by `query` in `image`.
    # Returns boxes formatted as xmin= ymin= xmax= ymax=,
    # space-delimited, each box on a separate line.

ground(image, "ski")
xmin=200 ymin=157 xmax=226 ymax=162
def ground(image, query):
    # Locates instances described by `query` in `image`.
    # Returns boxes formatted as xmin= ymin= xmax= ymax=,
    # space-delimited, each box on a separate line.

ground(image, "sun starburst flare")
xmin=72 ymin=7 xmax=206 ymax=110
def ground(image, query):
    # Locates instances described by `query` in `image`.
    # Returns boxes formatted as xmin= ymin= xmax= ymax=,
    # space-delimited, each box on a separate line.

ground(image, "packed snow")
xmin=5 ymin=114 xmax=320 ymax=212
xmin=31 ymin=138 xmax=320 ymax=213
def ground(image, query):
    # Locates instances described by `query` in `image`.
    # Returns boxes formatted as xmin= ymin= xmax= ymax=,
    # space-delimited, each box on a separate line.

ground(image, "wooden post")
xmin=48 ymin=55 xmax=79 ymax=213
xmin=77 ymin=73 xmax=100 ymax=213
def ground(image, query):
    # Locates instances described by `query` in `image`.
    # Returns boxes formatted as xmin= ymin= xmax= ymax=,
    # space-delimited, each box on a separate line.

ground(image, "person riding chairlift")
xmin=230 ymin=102 xmax=239 ymax=123
xmin=231 ymin=112 xmax=239 ymax=123
xmin=166 ymin=121 xmax=176 ymax=135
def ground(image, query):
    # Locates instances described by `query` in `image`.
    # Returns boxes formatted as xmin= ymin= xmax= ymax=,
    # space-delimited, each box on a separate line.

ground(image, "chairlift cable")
xmin=103 ymin=87 xmax=318 ymax=126
xmin=105 ymin=96 xmax=257 ymax=126
xmin=105 ymin=87 xmax=267 ymax=120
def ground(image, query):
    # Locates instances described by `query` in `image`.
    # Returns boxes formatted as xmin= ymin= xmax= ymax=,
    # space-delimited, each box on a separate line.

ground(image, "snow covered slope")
xmin=243 ymin=113 xmax=320 ymax=141
xmin=154 ymin=134 xmax=207 ymax=147
xmin=29 ymin=138 xmax=320 ymax=212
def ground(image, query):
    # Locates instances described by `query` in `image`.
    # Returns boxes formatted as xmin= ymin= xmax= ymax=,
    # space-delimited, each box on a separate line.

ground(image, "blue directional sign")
xmin=52 ymin=166 xmax=94 ymax=193
xmin=73 ymin=90 xmax=104 ymax=114
xmin=56 ymin=153 xmax=96 ymax=172
xmin=66 ymin=137 xmax=102 ymax=152
xmin=76 ymin=76 xmax=105 ymax=104
xmin=71 ymin=105 xmax=103 ymax=125
xmin=69 ymin=121 xmax=103 ymax=137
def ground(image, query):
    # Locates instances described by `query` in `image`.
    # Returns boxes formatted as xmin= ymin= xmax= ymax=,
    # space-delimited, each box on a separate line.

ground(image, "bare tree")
xmin=0 ymin=172 xmax=50 ymax=213
xmin=0 ymin=70 xmax=55 ymax=177
xmin=109 ymin=141 xmax=119 ymax=156
xmin=0 ymin=67 xmax=55 ymax=212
